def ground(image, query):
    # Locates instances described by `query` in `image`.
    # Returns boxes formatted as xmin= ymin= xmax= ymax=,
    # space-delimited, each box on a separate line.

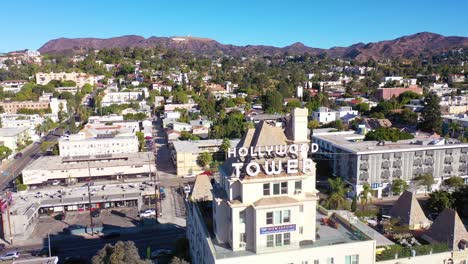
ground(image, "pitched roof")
xmin=250 ymin=121 xmax=288 ymax=147
xmin=389 ymin=191 xmax=431 ymax=229
xmin=423 ymin=208 xmax=468 ymax=250
xmin=191 ymin=175 xmax=213 ymax=201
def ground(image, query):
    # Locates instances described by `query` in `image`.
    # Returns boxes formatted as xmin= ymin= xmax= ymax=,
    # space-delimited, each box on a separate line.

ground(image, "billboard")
xmin=259 ymin=224 xmax=296 ymax=235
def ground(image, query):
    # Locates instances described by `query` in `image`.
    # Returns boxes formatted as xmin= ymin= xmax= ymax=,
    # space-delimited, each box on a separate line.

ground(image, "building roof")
xmin=389 ymin=191 xmax=431 ymax=228
xmin=313 ymin=130 xmax=468 ymax=154
xmin=172 ymin=139 xmax=240 ymax=154
xmin=0 ymin=127 xmax=28 ymax=137
xmin=23 ymin=152 xmax=154 ymax=171
xmin=191 ymin=175 xmax=213 ymax=201
xmin=423 ymin=208 xmax=468 ymax=250
xmin=362 ymin=118 xmax=392 ymax=130
xmin=253 ymin=196 xmax=299 ymax=207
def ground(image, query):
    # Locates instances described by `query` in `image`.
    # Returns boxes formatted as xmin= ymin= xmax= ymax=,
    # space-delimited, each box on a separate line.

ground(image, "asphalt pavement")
xmin=0 ymin=130 xmax=60 ymax=190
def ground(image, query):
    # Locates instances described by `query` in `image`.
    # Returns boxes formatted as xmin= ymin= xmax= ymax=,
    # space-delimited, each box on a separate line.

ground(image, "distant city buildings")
xmin=35 ymin=72 xmax=97 ymax=87
xmin=375 ymin=85 xmax=423 ymax=100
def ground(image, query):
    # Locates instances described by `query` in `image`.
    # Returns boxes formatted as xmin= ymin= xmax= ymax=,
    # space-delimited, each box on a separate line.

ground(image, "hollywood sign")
xmin=227 ymin=143 xmax=319 ymax=177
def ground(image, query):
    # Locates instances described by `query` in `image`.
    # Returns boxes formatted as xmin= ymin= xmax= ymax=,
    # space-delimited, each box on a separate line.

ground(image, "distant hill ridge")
xmin=38 ymin=32 xmax=468 ymax=61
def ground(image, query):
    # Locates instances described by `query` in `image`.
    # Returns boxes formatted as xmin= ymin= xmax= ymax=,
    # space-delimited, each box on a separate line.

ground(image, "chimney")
xmin=292 ymin=108 xmax=309 ymax=143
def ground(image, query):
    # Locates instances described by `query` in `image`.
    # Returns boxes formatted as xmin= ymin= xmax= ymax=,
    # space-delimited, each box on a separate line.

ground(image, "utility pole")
xmin=87 ymin=161 xmax=94 ymax=235
xmin=6 ymin=197 xmax=13 ymax=245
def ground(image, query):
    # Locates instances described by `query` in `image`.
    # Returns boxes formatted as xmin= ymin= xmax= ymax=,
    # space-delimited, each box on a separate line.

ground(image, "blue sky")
xmin=1 ymin=0 xmax=467 ymax=52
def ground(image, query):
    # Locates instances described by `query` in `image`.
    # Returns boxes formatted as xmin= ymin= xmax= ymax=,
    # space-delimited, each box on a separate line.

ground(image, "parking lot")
xmin=31 ymin=208 xmax=139 ymax=239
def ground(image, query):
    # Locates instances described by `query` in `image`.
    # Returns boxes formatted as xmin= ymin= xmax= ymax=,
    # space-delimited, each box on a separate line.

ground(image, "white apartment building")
xmin=152 ymin=83 xmax=173 ymax=93
xmin=101 ymin=88 xmax=149 ymax=107
xmin=313 ymin=130 xmax=468 ymax=198
xmin=0 ymin=127 xmax=30 ymax=152
xmin=58 ymin=123 xmax=139 ymax=157
xmin=312 ymin=107 xmax=358 ymax=124
xmin=0 ymin=114 xmax=49 ymax=141
xmin=0 ymin=80 xmax=27 ymax=93
xmin=187 ymin=108 xmax=377 ymax=264
xmin=35 ymin=72 xmax=96 ymax=88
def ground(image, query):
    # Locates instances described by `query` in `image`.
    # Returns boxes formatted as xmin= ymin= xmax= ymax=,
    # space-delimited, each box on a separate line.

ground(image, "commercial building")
xmin=35 ymin=72 xmax=96 ymax=88
xmin=312 ymin=130 xmax=468 ymax=197
xmin=170 ymin=139 xmax=240 ymax=176
xmin=187 ymin=108 xmax=378 ymax=264
xmin=375 ymin=85 xmax=423 ymax=100
xmin=22 ymin=152 xmax=155 ymax=185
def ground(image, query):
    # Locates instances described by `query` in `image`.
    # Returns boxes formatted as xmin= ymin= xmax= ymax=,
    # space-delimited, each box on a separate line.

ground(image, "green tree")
xmin=391 ymin=178 xmax=409 ymax=195
xmin=92 ymin=241 xmax=149 ymax=264
xmin=359 ymin=183 xmax=374 ymax=208
xmin=308 ymin=120 xmax=320 ymax=130
xmin=414 ymin=173 xmax=435 ymax=194
xmin=364 ymin=127 xmax=414 ymax=142
xmin=350 ymin=196 xmax=357 ymax=212
xmin=173 ymin=91 xmax=188 ymax=104
xmin=326 ymin=177 xmax=348 ymax=210
xmin=428 ymin=190 xmax=454 ymax=214
xmin=418 ymin=93 xmax=442 ymax=134
xmin=81 ymin=83 xmax=93 ymax=93
xmin=197 ymin=152 xmax=212 ymax=168
xmin=449 ymin=122 xmax=461 ymax=137
xmin=136 ymin=131 xmax=145 ymax=151
xmin=262 ymin=90 xmax=284 ymax=114
xmin=443 ymin=176 xmax=465 ymax=189
xmin=0 ymin=145 xmax=12 ymax=160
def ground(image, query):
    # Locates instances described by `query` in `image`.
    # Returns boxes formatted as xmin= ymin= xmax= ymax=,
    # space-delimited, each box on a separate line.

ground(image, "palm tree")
xmin=326 ymin=177 xmax=348 ymax=209
xmin=414 ymin=173 xmax=435 ymax=195
xmin=359 ymin=183 xmax=374 ymax=208
xmin=449 ymin=122 xmax=460 ymax=137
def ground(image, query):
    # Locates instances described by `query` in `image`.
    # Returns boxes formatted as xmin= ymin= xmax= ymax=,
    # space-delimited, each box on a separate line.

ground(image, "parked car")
xmin=91 ymin=210 xmax=100 ymax=218
xmin=51 ymin=180 xmax=61 ymax=186
xmin=54 ymin=213 xmax=66 ymax=221
xmin=159 ymin=187 xmax=166 ymax=200
xmin=138 ymin=209 xmax=156 ymax=218
xmin=14 ymin=153 xmax=23 ymax=159
xmin=101 ymin=232 xmax=120 ymax=239
xmin=150 ymin=249 xmax=172 ymax=259
xmin=0 ymin=250 xmax=20 ymax=261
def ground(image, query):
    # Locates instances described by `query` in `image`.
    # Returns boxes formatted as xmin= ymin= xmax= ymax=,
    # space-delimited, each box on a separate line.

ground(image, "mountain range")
xmin=38 ymin=32 xmax=468 ymax=61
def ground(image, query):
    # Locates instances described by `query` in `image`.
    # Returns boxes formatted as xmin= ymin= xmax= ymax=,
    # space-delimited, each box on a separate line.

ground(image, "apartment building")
xmin=312 ymin=130 xmax=468 ymax=197
xmin=35 ymin=72 xmax=96 ymax=88
xmin=311 ymin=106 xmax=359 ymax=124
xmin=100 ymin=88 xmax=149 ymax=106
xmin=375 ymin=85 xmax=423 ymax=100
xmin=58 ymin=122 xmax=139 ymax=157
xmin=0 ymin=80 xmax=27 ymax=93
xmin=0 ymin=127 xmax=30 ymax=153
xmin=187 ymin=108 xmax=377 ymax=264
xmin=0 ymin=96 xmax=67 ymax=115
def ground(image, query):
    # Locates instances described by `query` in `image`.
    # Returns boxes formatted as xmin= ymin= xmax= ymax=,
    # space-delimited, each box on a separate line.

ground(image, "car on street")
xmin=54 ymin=213 xmax=66 ymax=221
xmin=150 ymin=249 xmax=172 ymax=258
xmin=0 ymin=250 xmax=20 ymax=261
xmin=14 ymin=153 xmax=23 ymax=159
xmin=138 ymin=209 xmax=156 ymax=218
xmin=51 ymin=180 xmax=61 ymax=186
xmin=91 ymin=210 xmax=100 ymax=218
xmin=101 ymin=232 xmax=120 ymax=239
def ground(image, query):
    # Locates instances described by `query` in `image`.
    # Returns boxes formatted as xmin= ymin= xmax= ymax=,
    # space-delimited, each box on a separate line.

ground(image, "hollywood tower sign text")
xmin=227 ymin=143 xmax=319 ymax=177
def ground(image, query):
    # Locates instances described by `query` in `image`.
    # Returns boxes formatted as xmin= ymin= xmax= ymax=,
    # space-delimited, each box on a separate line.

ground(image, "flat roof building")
xmin=312 ymin=130 xmax=468 ymax=197
xmin=22 ymin=152 xmax=155 ymax=185
xmin=187 ymin=108 xmax=378 ymax=264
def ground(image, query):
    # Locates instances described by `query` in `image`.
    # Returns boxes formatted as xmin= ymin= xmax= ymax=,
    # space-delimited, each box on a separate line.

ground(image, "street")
xmin=0 ymin=130 xmax=60 ymax=190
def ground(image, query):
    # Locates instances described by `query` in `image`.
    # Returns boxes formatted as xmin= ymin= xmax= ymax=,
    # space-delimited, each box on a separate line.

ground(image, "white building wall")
xmin=59 ymin=136 xmax=138 ymax=157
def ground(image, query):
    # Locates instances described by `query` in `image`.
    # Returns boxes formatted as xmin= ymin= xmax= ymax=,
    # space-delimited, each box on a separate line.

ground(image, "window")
xmin=283 ymin=232 xmax=291 ymax=245
xmin=275 ymin=233 xmax=282 ymax=246
xmin=299 ymin=226 xmax=303 ymax=234
xmin=274 ymin=211 xmax=282 ymax=224
xmin=263 ymin=183 xmax=270 ymax=196
xmin=301 ymin=262 xmax=309 ymax=264
xmin=273 ymin=183 xmax=280 ymax=195
xmin=283 ymin=210 xmax=291 ymax=223
xmin=345 ymin=255 xmax=359 ymax=264
xmin=299 ymin=205 xmax=303 ymax=212
xmin=239 ymin=233 xmax=246 ymax=247
xmin=266 ymin=212 xmax=273 ymax=225
xmin=295 ymin=181 xmax=302 ymax=193
xmin=267 ymin=235 xmax=274 ymax=247
xmin=281 ymin=182 xmax=288 ymax=194
xmin=314 ymin=260 xmax=319 ymax=264
xmin=239 ymin=210 xmax=246 ymax=224
xmin=326 ymin=258 xmax=334 ymax=264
